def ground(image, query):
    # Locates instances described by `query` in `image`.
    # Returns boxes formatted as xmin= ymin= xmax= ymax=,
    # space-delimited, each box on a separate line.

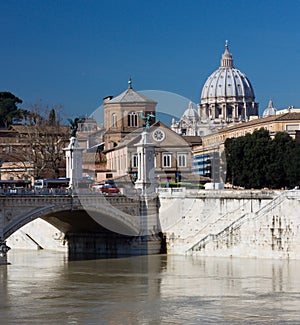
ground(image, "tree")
xmin=0 ymin=92 xmax=24 ymax=127
xmin=225 ymin=128 xmax=300 ymax=189
xmin=266 ymin=132 xmax=290 ymax=188
xmin=285 ymin=138 xmax=300 ymax=188
xmin=48 ymin=108 xmax=56 ymax=126
xmin=2 ymin=104 xmax=69 ymax=179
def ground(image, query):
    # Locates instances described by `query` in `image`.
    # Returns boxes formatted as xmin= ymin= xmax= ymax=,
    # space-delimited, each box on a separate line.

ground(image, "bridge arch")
xmin=3 ymin=197 xmax=141 ymax=241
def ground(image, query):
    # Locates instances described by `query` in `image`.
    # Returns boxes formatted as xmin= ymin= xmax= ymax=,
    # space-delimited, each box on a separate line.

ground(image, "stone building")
xmin=103 ymin=79 xmax=156 ymax=150
xmin=105 ymin=121 xmax=202 ymax=185
xmin=88 ymin=82 xmax=203 ymax=184
xmin=171 ymin=101 xmax=215 ymax=137
xmin=76 ymin=116 xmax=103 ymax=150
xmin=193 ymin=112 xmax=300 ymax=182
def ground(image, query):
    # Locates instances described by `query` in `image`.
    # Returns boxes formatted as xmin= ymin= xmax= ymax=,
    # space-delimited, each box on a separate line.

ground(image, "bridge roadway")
xmin=0 ymin=189 xmax=162 ymax=264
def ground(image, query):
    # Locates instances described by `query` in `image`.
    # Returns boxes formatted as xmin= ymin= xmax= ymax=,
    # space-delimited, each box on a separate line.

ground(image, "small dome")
xmin=262 ymin=100 xmax=276 ymax=118
xmin=181 ymin=102 xmax=199 ymax=122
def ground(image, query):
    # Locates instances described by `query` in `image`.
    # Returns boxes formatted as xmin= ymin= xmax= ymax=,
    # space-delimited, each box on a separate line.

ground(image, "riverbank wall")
xmin=158 ymin=189 xmax=300 ymax=259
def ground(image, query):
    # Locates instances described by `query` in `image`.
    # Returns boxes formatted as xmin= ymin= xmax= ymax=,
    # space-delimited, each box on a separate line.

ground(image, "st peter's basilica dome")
xmin=199 ymin=41 xmax=258 ymax=123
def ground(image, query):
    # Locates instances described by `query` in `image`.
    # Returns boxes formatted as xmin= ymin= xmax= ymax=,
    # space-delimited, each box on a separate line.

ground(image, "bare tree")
xmin=5 ymin=103 xmax=70 ymax=179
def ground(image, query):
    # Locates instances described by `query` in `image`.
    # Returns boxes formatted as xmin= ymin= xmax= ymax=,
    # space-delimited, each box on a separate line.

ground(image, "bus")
xmin=0 ymin=179 xmax=31 ymax=190
xmin=34 ymin=178 xmax=70 ymax=189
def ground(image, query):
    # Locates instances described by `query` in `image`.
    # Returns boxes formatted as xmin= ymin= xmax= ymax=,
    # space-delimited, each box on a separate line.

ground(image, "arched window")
xmin=132 ymin=154 xmax=138 ymax=168
xmin=162 ymin=153 xmax=172 ymax=167
xmin=128 ymin=112 xmax=138 ymax=127
xmin=112 ymin=113 xmax=117 ymax=127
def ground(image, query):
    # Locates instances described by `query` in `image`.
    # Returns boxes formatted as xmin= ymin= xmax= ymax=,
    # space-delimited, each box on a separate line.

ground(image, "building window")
xmin=112 ymin=113 xmax=117 ymax=127
xmin=132 ymin=154 xmax=138 ymax=168
xmin=177 ymin=153 xmax=187 ymax=167
xmin=286 ymin=124 xmax=299 ymax=131
xmin=162 ymin=153 xmax=172 ymax=168
xmin=128 ymin=112 xmax=138 ymax=127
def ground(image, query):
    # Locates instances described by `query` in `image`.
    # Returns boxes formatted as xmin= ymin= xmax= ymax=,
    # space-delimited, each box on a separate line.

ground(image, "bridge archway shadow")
xmin=42 ymin=209 xmax=153 ymax=259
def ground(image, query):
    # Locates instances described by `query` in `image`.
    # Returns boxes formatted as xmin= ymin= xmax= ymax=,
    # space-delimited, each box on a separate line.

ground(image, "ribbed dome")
xmin=201 ymin=42 xmax=255 ymax=103
xmin=199 ymin=41 xmax=258 ymax=123
xmin=181 ymin=102 xmax=199 ymax=122
xmin=262 ymin=100 xmax=276 ymax=118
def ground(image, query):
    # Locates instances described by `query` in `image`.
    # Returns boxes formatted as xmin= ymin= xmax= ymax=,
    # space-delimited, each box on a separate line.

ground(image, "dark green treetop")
xmin=225 ymin=128 xmax=300 ymax=189
xmin=0 ymin=92 xmax=24 ymax=127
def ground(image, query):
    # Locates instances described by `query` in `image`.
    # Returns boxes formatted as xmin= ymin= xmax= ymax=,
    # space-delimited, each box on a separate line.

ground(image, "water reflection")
xmin=1 ymin=251 xmax=300 ymax=324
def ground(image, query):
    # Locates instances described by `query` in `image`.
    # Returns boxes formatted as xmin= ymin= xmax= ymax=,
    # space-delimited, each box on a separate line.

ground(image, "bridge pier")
xmin=0 ymin=207 xmax=10 ymax=264
xmin=67 ymin=232 xmax=162 ymax=258
xmin=66 ymin=195 xmax=163 ymax=257
xmin=0 ymin=240 xmax=10 ymax=265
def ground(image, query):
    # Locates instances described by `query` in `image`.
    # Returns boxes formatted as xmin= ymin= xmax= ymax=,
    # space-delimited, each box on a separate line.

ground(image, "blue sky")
xmin=1 ymin=0 xmax=300 ymax=122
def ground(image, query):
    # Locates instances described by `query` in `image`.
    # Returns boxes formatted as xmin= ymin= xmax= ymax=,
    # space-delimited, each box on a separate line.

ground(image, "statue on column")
xmin=68 ymin=118 xmax=80 ymax=137
xmin=64 ymin=117 xmax=84 ymax=192
xmin=139 ymin=112 xmax=155 ymax=130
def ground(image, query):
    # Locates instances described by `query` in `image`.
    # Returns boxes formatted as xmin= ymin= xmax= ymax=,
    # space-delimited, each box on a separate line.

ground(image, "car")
xmin=100 ymin=184 xmax=120 ymax=194
xmin=91 ymin=183 xmax=104 ymax=191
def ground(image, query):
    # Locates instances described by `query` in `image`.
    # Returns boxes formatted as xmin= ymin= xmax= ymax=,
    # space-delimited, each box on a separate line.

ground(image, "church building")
xmin=171 ymin=41 xmax=259 ymax=137
xmin=103 ymin=79 xmax=156 ymax=150
xmin=199 ymin=41 xmax=258 ymax=123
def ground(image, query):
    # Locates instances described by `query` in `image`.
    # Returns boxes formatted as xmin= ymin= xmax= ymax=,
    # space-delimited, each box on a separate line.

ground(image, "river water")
xmin=1 ymin=251 xmax=300 ymax=324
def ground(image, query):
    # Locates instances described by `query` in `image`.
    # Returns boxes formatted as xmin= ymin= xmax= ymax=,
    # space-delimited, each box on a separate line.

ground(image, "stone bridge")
xmin=2 ymin=188 xmax=300 ymax=264
xmin=0 ymin=192 xmax=161 ymax=264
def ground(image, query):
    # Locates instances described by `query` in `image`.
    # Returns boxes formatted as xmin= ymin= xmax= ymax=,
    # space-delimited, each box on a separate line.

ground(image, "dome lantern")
xmin=220 ymin=40 xmax=234 ymax=68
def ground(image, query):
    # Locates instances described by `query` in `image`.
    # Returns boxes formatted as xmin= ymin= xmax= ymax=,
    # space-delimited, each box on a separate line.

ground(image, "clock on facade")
xmin=152 ymin=129 xmax=165 ymax=142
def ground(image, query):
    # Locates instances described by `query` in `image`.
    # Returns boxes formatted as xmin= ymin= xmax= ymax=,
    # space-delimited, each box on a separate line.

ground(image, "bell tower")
xmin=103 ymin=80 xmax=157 ymax=150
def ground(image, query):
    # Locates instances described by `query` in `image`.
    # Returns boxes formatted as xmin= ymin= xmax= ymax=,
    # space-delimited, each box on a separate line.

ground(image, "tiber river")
xmin=1 ymin=251 xmax=300 ymax=324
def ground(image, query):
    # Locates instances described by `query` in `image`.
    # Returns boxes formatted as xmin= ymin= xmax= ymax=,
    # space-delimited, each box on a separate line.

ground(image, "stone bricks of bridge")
xmin=0 ymin=193 xmax=161 ymax=264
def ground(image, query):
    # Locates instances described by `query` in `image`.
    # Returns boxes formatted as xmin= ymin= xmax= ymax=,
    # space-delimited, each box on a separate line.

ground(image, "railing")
xmin=0 ymin=188 xmax=124 ymax=197
xmin=156 ymin=187 xmax=280 ymax=198
xmin=0 ymin=188 xmax=71 ymax=196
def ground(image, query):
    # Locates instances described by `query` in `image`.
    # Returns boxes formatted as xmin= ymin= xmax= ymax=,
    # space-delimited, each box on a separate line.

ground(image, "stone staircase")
xmin=181 ymin=199 xmax=250 ymax=246
xmin=188 ymin=191 xmax=288 ymax=254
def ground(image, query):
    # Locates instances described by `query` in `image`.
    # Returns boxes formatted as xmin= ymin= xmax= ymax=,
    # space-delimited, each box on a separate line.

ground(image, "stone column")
xmin=64 ymin=137 xmax=84 ymax=192
xmin=134 ymin=130 xmax=156 ymax=196
xmin=134 ymin=129 xmax=160 ymax=238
